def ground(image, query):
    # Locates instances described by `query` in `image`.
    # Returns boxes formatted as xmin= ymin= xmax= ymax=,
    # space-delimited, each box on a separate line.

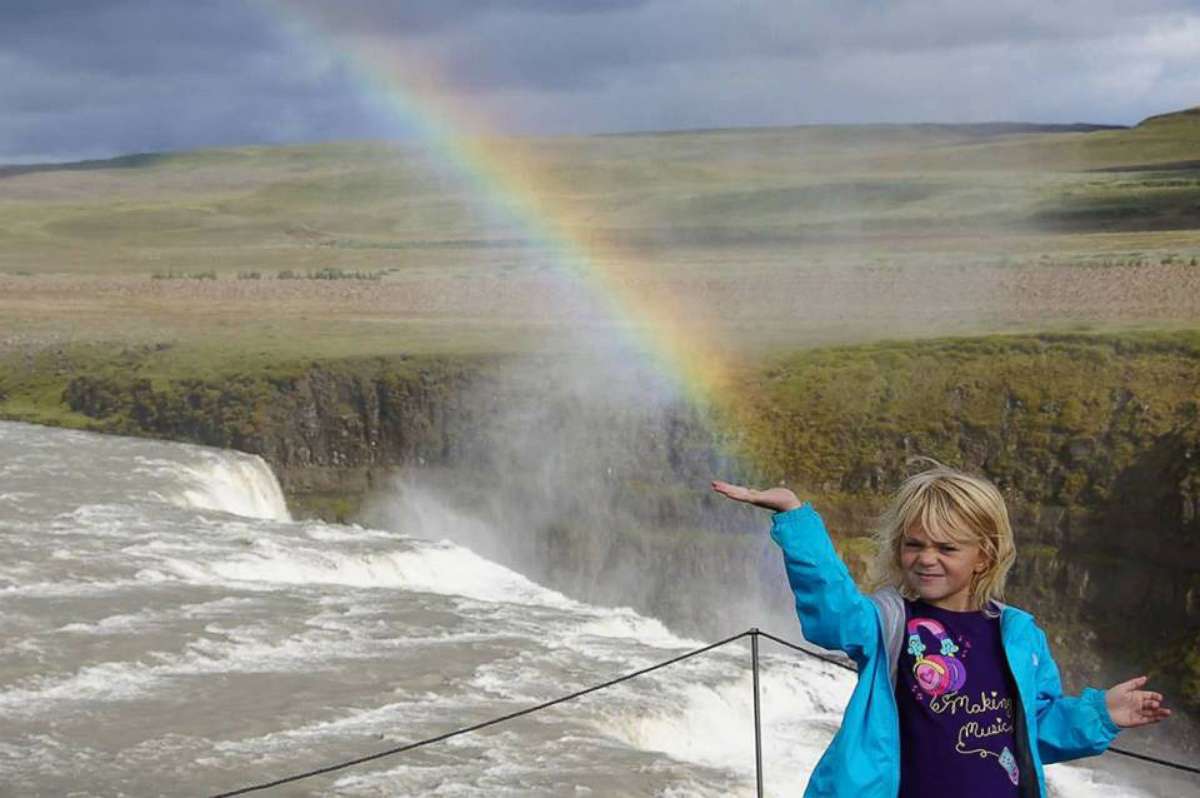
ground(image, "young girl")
xmin=712 ymin=462 xmax=1170 ymax=797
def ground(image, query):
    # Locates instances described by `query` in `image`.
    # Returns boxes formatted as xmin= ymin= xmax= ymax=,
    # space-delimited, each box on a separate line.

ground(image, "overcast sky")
xmin=3 ymin=0 xmax=1199 ymax=163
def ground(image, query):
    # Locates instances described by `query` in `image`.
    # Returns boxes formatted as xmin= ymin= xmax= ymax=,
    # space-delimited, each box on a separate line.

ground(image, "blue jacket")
xmin=771 ymin=504 xmax=1121 ymax=797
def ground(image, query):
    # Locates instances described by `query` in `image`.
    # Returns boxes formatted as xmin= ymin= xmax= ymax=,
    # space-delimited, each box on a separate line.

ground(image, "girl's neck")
xmin=915 ymin=595 xmax=978 ymax=613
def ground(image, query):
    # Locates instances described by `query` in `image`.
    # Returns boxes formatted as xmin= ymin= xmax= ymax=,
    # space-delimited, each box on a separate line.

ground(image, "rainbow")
xmin=257 ymin=1 xmax=746 ymax=439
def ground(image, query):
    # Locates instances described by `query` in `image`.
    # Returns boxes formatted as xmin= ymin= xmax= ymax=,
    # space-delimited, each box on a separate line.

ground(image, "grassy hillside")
xmin=0 ymin=108 xmax=1198 ymax=381
xmin=1 ymin=107 xmax=1198 ymax=415
xmin=1 ymin=109 xmax=1198 ymax=277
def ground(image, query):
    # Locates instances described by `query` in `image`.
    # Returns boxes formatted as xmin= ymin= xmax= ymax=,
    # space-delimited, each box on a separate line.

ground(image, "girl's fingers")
xmin=1118 ymin=675 xmax=1150 ymax=691
xmin=1141 ymin=709 xmax=1171 ymax=724
xmin=1110 ymin=681 xmax=1172 ymax=727
xmin=1134 ymin=692 xmax=1171 ymax=723
xmin=711 ymin=480 xmax=754 ymax=502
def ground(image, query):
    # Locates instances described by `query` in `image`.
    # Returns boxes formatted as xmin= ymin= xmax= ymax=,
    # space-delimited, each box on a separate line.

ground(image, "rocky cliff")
xmin=61 ymin=355 xmax=490 ymax=516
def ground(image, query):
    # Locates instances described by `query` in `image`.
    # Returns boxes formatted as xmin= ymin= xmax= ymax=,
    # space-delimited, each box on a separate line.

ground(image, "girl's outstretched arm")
xmin=1032 ymin=628 xmax=1169 ymax=764
xmin=712 ymin=480 xmax=880 ymax=664
xmin=1032 ymin=628 xmax=1122 ymax=762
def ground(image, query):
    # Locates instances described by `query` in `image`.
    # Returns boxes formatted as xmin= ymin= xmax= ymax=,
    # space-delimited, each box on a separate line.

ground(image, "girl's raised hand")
xmin=711 ymin=480 xmax=803 ymax=513
xmin=1105 ymin=676 xmax=1171 ymax=728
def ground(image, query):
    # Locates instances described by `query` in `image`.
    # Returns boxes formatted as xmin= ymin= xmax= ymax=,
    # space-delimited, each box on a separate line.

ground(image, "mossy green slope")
xmin=741 ymin=331 xmax=1200 ymax=503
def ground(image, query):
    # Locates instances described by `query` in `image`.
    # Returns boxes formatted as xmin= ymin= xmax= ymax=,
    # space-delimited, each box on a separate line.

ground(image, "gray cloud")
xmin=1 ymin=0 xmax=1198 ymax=161
xmin=286 ymin=0 xmax=650 ymax=35
xmin=380 ymin=0 xmax=1200 ymax=93
xmin=0 ymin=0 xmax=401 ymax=160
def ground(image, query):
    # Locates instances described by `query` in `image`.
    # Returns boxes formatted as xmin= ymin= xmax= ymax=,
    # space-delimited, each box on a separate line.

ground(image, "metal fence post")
xmin=751 ymin=628 xmax=764 ymax=798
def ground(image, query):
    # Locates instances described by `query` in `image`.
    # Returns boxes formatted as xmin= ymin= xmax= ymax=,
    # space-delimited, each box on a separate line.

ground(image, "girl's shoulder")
xmin=868 ymin=586 xmax=906 ymax=685
xmin=868 ymin=585 xmax=905 ymax=628
xmin=869 ymin=584 xmax=904 ymax=605
xmin=994 ymin=602 xmax=1053 ymax=652
xmin=994 ymin=600 xmax=1038 ymax=626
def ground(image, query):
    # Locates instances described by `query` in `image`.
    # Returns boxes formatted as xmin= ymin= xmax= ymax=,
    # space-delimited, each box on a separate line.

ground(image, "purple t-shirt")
xmin=896 ymin=599 xmax=1022 ymax=797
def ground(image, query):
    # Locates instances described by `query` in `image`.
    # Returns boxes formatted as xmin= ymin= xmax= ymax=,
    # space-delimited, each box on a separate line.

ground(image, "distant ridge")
xmin=1 ymin=119 xmax=1130 ymax=176
xmin=1137 ymin=106 xmax=1200 ymax=126
xmin=916 ymin=121 xmax=1126 ymax=134
xmin=593 ymin=120 xmax=1126 ymax=139
xmin=0 ymin=152 xmax=169 ymax=179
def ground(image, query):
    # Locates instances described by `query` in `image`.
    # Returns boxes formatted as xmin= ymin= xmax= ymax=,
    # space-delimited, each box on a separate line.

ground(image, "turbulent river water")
xmin=0 ymin=422 xmax=1174 ymax=796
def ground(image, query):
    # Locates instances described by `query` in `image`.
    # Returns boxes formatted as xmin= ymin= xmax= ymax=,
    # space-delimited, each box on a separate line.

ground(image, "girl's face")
xmin=899 ymin=522 xmax=988 ymax=611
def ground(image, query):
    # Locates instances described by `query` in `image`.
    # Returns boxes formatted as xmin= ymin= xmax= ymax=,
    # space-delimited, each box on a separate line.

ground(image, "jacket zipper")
xmin=1000 ymin=609 xmax=1044 ymax=798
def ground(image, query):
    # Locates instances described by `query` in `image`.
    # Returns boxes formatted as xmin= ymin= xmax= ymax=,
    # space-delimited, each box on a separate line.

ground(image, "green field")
xmin=1 ymin=107 xmax=1199 ymax=420
xmin=4 ymin=110 xmax=1200 ymax=274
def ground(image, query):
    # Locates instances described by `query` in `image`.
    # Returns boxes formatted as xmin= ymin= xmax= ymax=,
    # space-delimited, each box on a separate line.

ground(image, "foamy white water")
xmin=0 ymin=422 xmax=1168 ymax=797
xmin=157 ymin=452 xmax=291 ymax=521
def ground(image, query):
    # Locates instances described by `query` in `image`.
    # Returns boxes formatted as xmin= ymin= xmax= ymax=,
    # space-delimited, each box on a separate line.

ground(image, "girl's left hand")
xmin=1105 ymin=676 xmax=1171 ymax=728
xmin=710 ymin=480 xmax=802 ymax=513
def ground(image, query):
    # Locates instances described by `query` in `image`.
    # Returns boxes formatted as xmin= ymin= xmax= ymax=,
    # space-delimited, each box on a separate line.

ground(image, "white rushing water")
xmin=0 ymin=422 xmax=1168 ymax=796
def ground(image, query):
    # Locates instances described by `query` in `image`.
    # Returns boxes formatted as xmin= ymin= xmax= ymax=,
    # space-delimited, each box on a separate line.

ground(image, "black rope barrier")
xmin=209 ymin=630 xmax=753 ymax=797
xmin=755 ymin=628 xmax=858 ymax=672
xmin=208 ymin=627 xmax=1199 ymax=796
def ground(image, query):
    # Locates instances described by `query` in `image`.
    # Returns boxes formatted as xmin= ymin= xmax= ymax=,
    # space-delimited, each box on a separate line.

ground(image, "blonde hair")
xmin=867 ymin=459 xmax=1016 ymax=613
